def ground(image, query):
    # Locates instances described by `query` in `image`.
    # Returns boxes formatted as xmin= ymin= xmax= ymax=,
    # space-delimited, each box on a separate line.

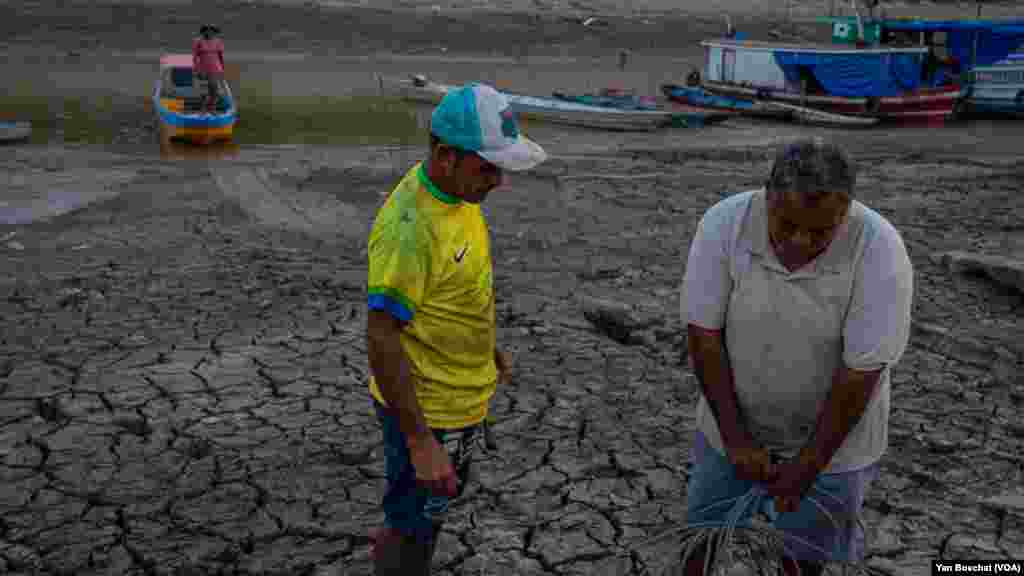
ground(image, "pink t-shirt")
xmin=192 ymin=37 xmax=224 ymax=74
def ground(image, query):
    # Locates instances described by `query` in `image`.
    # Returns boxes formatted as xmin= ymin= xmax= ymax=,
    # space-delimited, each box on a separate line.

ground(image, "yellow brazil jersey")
xmin=367 ymin=162 xmax=497 ymax=429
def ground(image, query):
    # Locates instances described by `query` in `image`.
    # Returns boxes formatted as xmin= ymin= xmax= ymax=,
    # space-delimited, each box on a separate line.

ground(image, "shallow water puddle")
xmin=0 ymin=168 xmax=137 ymax=225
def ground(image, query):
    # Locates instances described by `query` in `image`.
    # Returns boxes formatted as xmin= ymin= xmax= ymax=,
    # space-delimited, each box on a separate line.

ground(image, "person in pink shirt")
xmin=192 ymin=25 xmax=225 ymax=113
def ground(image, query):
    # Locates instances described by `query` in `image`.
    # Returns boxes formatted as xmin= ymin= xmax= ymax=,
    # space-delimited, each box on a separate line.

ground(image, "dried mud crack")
xmin=3 ymin=0 xmax=1024 ymax=571
xmin=1 ymin=138 xmax=1021 ymax=576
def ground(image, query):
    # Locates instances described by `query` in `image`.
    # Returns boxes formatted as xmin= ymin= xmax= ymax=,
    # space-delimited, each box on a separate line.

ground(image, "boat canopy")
xmin=773 ymin=51 xmax=923 ymax=97
xmin=160 ymin=54 xmax=194 ymax=70
xmin=878 ymin=20 xmax=1024 ymax=68
xmin=702 ymin=40 xmax=929 ymax=97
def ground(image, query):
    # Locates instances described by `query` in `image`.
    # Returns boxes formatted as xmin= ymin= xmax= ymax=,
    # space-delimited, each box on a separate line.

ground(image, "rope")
xmin=628 ymin=484 xmax=881 ymax=575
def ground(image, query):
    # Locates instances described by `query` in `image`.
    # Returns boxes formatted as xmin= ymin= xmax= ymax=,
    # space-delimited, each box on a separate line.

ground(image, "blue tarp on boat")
xmin=664 ymin=85 xmax=754 ymax=110
xmin=772 ymin=52 xmax=923 ymax=97
xmin=879 ymin=20 xmax=1024 ymax=69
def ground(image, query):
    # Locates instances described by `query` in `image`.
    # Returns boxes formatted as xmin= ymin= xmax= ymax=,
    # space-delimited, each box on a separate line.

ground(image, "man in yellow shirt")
xmin=365 ymin=83 xmax=547 ymax=575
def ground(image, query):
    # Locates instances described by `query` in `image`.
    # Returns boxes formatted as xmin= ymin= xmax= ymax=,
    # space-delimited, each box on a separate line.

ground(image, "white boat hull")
xmin=380 ymin=75 xmax=678 ymax=132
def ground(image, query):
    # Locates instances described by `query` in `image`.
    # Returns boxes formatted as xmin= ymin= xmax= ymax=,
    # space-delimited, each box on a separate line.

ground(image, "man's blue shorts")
xmin=686 ymin=430 xmax=880 ymax=563
xmin=375 ymin=401 xmax=479 ymax=544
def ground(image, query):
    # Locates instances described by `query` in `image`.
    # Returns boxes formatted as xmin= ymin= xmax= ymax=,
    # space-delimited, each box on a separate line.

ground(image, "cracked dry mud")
xmin=3 ymin=0 xmax=1024 ymax=574
xmin=1 ymin=137 xmax=1022 ymax=576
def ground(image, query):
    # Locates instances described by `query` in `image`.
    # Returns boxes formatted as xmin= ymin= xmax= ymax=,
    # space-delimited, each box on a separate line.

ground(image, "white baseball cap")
xmin=430 ymin=83 xmax=547 ymax=172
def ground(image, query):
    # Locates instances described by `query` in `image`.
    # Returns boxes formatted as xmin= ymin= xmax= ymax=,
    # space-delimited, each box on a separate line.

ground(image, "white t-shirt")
xmin=681 ymin=189 xmax=913 ymax=473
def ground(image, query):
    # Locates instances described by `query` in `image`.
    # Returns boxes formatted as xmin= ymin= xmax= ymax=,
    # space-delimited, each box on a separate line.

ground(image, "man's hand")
xmin=765 ymin=447 xmax=822 ymax=513
xmin=407 ymin=432 xmax=458 ymax=498
xmin=495 ymin=348 xmax=513 ymax=386
xmin=727 ymin=440 xmax=776 ymax=484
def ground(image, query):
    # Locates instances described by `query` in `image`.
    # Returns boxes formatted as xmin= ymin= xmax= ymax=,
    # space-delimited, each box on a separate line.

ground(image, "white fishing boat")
xmin=380 ymin=74 xmax=682 ymax=132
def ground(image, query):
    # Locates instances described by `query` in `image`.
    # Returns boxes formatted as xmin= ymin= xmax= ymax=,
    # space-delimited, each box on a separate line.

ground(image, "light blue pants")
xmin=686 ymin=430 xmax=880 ymax=563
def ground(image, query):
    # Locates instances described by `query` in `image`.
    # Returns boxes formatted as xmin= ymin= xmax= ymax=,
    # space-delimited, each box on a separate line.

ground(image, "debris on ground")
xmin=932 ymin=250 xmax=1024 ymax=295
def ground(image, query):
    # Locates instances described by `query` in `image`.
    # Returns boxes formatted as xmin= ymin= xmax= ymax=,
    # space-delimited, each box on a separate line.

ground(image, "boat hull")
xmin=551 ymin=91 xmax=734 ymax=127
xmin=961 ymin=98 xmax=1024 ymax=117
xmin=159 ymin=121 xmax=235 ymax=144
xmin=661 ymin=84 xmax=758 ymax=113
xmin=701 ymin=81 xmax=958 ymax=123
xmin=382 ymin=76 xmax=682 ymax=132
xmin=661 ymin=84 xmax=877 ymax=127
xmin=154 ymin=74 xmax=237 ymax=145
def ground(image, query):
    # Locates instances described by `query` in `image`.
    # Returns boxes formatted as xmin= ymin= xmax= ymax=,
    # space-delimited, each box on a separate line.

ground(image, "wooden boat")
xmin=380 ymin=74 xmax=684 ymax=132
xmin=823 ymin=17 xmax=1024 ymax=77
xmin=960 ymin=58 xmax=1024 ymax=117
xmin=153 ymin=54 xmax=236 ymax=144
xmin=760 ymin=99 xmax=880 ymax=127
xmin=0 ymin=120 xmax=31 ymax=143
xmin=551 ymin=90 xmax=659 ymax=110
xmin=663 ymin=84 xmax=763 ymax=113
xmin=823 ymin=17 xmax=1024 ymax=118
xmin=664 ymin=102 xmax=736 ymax=127
xmin=552 ymin=88 xmax=734 ymax=127
xmin=699 ymin=39 xmax=960 ymax=123
xmin=661 ymin=84 xmax=878 ymax=127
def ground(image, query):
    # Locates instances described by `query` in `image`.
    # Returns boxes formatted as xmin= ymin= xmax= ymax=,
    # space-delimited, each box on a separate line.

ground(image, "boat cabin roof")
xmin=160 ymin=54 xmax=193 ymax=70
xmin=877 ymin=19 xmax=1024 ymax=35
xmin=701 ymin=39 xmax=927 ymax=55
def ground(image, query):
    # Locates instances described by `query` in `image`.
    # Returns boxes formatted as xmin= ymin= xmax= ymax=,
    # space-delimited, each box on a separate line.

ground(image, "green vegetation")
xmin=2 ymin=80 xmax=123 ymax=145
xmin=233 ymin=78 xmax=427 ymax=146
xmin=0 ymin=78 xmax=428 ymax=147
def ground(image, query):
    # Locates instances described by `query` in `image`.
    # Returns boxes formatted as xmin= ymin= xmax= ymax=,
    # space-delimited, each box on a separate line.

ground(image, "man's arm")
xmin=687 ymin=324 xmax=753 ymax=450
xmin=797 ymin=365 xmax=884 ymax=471
xmin=366 ymin=310 xmax=429 ymax=442
xmin=800 ymin=221 xmax=913 ymax=470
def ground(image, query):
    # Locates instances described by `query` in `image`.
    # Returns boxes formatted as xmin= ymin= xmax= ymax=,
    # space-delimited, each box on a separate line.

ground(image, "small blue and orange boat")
xmin=153 ymin=54 xmax=236 ymax=144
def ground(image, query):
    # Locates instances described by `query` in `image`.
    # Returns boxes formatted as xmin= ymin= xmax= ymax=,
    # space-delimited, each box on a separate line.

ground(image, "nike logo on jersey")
xmin=454 ymin=244 xmax=469 ymax=263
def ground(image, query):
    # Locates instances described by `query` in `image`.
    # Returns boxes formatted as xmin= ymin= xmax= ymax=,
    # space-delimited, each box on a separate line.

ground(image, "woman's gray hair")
xmin=766 ymin=137 xmax=857 ymax=199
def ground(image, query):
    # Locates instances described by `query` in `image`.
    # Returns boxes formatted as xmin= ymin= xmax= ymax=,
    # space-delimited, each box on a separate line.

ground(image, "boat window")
xmin=171 ymin=67 xmax=194 ymax=88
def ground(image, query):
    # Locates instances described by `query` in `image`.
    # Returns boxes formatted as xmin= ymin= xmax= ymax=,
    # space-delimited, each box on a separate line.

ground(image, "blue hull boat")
xmin=661 ymin=84 xmax=756 ymax=112
xmin=661 ymin=83 xmax=879 ymax=127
